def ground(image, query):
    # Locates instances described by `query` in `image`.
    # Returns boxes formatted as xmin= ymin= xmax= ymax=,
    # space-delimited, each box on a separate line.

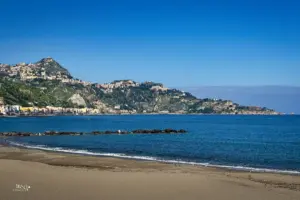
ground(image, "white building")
xmin=5 ymin=105 xmax=20 ymax=113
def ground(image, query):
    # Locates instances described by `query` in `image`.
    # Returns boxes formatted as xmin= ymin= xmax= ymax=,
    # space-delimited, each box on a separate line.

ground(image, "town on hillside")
xmin=0 ymin=96 xmax=138 ymax=116
xmin=0 ymin=58 xmax=91 ymax=86
xmin=0 ymin=58 xmax=170 ymax=93
xmin=0 ymin=58 xmax=281 ymax=116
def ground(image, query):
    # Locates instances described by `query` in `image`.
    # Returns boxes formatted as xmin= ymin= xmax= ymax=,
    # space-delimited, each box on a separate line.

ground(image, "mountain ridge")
xmin=0 ymin=58 xmax=280 ymax=115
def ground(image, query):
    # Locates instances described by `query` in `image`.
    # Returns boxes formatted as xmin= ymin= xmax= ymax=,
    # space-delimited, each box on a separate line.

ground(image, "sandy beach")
xmin=0 ymin=145 xmax=300 ymax=200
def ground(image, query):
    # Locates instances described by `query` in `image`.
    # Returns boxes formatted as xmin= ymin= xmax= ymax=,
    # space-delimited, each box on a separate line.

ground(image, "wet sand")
xmin=1 ymin=145 xmax=300 ymax=200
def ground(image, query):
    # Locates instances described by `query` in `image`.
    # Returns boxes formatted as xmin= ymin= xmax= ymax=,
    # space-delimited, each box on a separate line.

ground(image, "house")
xmin=0 ymin=106 xmax=4 ymax=115
xmin=20 ymin=106 xmax=35 ymax=113
xmin=0 ymin=97 xmax=5 ymax=114
xmin=114 ymin=105 xmax=121 ymax=110
xmin=79 ymin=108 xmax=87 ymax=113
xmin=4 ymin=105 xmax=20 ymax=113
xmin=150 ymin=86 xmax=168 ymax=92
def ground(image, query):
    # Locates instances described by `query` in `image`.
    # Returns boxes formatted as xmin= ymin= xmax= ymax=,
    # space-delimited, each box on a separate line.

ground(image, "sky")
xmin=181 ymin=86 xmax=300 ymax=114
xmin=0 ymin=0 xmax=300 ymax=87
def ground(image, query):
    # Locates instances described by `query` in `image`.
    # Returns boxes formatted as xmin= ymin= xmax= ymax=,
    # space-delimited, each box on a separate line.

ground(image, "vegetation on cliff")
xmin=0 ymin=58 xmax=278 ymax=114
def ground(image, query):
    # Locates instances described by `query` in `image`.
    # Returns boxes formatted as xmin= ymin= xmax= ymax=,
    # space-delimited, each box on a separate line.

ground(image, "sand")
xmin=1 ymin=145 xmax=300 ymax=200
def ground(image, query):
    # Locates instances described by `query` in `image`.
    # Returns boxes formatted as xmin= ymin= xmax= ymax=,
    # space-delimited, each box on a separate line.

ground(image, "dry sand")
xmin=1 ymin=145 xmax=300 ymax=200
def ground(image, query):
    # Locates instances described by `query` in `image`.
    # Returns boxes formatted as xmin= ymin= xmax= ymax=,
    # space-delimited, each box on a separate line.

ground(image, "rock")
xmin=151 ymin=129 xmax=162 ymax=133
xmin=21 ymin=133 xmax=31 ymax=137
xmin=178 ymin=129 xmax=187 ymax=133
xmin=104 ymin=130 xmax=116 ymax=134
xmin=44 ymin=131 xmax=59 ymax=136
xmin=92 ymin=131 xmax=102 ymax=135
xmin=132 ymin=129 xmax=142 ymax=133
xmin=164 ymin=129 xmax=177 ymax=133
xmin=0 ymin=129 xmax=187 ymax=137
xmin=68 ymin=94 xmax=86 ymax=107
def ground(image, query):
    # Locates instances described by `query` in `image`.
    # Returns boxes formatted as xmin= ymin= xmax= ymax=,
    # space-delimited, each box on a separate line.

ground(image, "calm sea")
xmin=1 ymin=115 xmax=300 ymax=173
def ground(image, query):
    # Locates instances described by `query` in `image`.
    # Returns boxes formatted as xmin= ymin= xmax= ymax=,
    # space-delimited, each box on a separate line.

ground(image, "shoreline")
xmin=1 ymin=145 xmax=300 ymax=200
xmin=0 ymin=113 xmax=290 ymax=117
xmin=5 ymin=140 xmax=300 ymax=175
xmin=1 ymin=144 xmax=300 ymax=179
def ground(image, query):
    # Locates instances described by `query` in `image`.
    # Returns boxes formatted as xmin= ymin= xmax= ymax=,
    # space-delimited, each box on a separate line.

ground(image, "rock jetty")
xmin=92 ymin=129 xmax=187 ymax=135
xmin=0 ymin=129 xmax=187 ymax=137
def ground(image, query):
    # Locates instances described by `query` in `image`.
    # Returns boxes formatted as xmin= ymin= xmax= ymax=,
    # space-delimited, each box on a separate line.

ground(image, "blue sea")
xmin=1 ymin=115 xmax=300 ymax=174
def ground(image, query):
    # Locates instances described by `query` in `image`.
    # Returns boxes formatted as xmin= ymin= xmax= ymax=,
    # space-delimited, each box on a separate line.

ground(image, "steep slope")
xmin=35 ymin=57 xmax=72 ymax=78
xmin=0 ymin=78 xmax=74 ymax=107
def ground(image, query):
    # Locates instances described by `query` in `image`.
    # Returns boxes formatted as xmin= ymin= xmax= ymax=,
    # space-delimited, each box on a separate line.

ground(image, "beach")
xmin=0 ymin=145 xmax=300 ymax=200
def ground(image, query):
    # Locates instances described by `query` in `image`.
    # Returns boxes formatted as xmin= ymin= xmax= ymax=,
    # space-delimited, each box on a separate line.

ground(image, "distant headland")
xmin=0 ymin=57 xmax=280 ymax=116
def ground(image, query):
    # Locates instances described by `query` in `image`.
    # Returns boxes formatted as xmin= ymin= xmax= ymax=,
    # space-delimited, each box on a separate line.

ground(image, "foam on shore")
xmin=7 ymin=141 xmax=300 ymax=175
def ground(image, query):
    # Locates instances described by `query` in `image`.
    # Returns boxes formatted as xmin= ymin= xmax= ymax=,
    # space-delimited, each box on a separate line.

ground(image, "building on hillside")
xmin=0 ymin=107 xmax=4 ymax=114
xmin=0 ymin=97 xmax=5 ymax=115
xmin=114 ymin=105 xmax=121 ymax=110
xmin=20 ymin=106 xmax=35 ymax=113
xmin=150 ymin=85 xmax=168 ymax=92
xmin=4 ymin=105 xmax=20 ymax=113
xmin=41 ymin=68 xmax=46 ymax=79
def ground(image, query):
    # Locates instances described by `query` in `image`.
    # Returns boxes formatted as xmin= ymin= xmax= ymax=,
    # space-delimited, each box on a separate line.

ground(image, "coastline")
xmin=0 ymin=113 xmax=290 ymax=118
xmin=1 ymin=145 xmax=300 ymax=200
xmin=5 ymin=140 xmax=300 ymax=175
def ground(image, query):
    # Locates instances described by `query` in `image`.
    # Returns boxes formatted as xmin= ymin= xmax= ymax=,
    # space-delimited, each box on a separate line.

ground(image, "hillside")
xmin=181 ymin=86 xmax=300 ymax=114
xmin=0 ymin=58 xmax=279 ymax=114
xmin=35 ymin=58 xmax=72 ymax=78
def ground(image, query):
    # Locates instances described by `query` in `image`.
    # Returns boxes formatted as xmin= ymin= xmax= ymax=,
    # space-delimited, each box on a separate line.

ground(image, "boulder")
xmin=68 ymin=94 xmax=87 ymax=107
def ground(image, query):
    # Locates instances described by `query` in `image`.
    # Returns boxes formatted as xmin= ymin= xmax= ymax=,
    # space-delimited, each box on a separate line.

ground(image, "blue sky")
xmin=0 ymin=0 xmax=299 ymax=87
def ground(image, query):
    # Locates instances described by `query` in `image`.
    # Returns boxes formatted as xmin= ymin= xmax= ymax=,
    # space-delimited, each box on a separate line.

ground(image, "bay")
xmin=2 ymin=115 xmax=300 ymax=173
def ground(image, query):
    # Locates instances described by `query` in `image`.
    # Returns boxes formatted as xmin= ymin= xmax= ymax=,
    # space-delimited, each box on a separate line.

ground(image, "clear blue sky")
xmin=0 ymin=0 xmax=299 ymax=87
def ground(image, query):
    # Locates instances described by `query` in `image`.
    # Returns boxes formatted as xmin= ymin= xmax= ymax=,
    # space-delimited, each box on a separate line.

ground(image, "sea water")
xmin=1 ymin=115 xmax=300 ymax=174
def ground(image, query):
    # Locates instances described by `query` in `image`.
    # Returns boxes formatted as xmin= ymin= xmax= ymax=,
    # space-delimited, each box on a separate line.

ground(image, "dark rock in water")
xmin=10 ymin=132 xmax=18 ymax=136
xmin=0 ymin=132 xmax=32 ymax=137
xmin=44 ymin=131 xmax=59 ymax=136
xmin=104 ymin=131 xmax=113 ymax=134
xmin=92 ymin=131 xmax=102 ymax=135
xmin=1 ymin=132 xmax=9 ymax=136
xmin=19 ymin=132 xmax=31 ymax=137
xmin=132 ymin=129 xmax=141 ymax=133
xmin=60 ymin=132 xmax=75 ymax=135
xmin=19 ymin=132 xmax=27 ymax=136
xmin=44 ymin=131 xmax=83 ymax=136
xmin=0 ymin=129 xmax=187 ymax=137
xmin=164 ymin=128 xmax=177 ymax=133
xmin=119 ymin=130 xmax=128 ymax=134
xmin=152 ymin=129 xmax=162 ymax=133
xmin=131 ymin=129 xmax=183 ymax=134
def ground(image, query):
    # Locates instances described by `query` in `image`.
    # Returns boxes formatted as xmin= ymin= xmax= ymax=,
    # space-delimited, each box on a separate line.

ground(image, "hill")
xmin=180 ymin=86 xmax=300 ymax=114
xmin=35 ymin=57 xmax=72 ymax=78
xmin=0 ymin=58 xmax=279 ymax=114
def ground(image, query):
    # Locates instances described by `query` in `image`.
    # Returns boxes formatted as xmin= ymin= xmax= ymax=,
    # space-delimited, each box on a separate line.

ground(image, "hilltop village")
xmin=0 ymin=57 xmax=280 ymax=116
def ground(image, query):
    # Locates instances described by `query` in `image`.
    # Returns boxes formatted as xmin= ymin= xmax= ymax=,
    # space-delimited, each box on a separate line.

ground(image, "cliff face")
xmin=68 ymin=94 xmax=87 ymax=107
xmin=0 ymin=58 xmax=279 ymax=114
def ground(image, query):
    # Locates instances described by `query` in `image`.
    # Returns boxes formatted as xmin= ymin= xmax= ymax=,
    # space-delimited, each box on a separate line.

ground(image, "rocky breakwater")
xmin=0 ymin=132 xmax=35 ymax=137
xmin=0 ymin=129 xmax=187 ymax=137
xmin=44 ymin=131 xmax=84 ymax=136
xmin=92 ymin=129 xmax=187 ymax=135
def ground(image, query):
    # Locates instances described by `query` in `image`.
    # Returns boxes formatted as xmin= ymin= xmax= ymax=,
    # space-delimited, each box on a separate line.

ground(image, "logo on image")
xmin=13 ymin=184 xmax=31 ymax=192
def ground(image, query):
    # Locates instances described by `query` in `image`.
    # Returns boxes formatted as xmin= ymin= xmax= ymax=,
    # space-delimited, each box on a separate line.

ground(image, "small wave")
xmin=7 ymin=141 xmax=300 ymax=175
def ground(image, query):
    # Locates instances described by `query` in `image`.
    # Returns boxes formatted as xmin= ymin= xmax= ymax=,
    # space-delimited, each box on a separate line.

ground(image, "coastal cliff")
xmin=0 ymin=58 xmax=279 ymax=115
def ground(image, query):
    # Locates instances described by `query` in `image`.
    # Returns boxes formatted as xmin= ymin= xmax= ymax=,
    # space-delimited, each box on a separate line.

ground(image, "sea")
xmin=1 ymin=115 xmax=300 ymax=174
